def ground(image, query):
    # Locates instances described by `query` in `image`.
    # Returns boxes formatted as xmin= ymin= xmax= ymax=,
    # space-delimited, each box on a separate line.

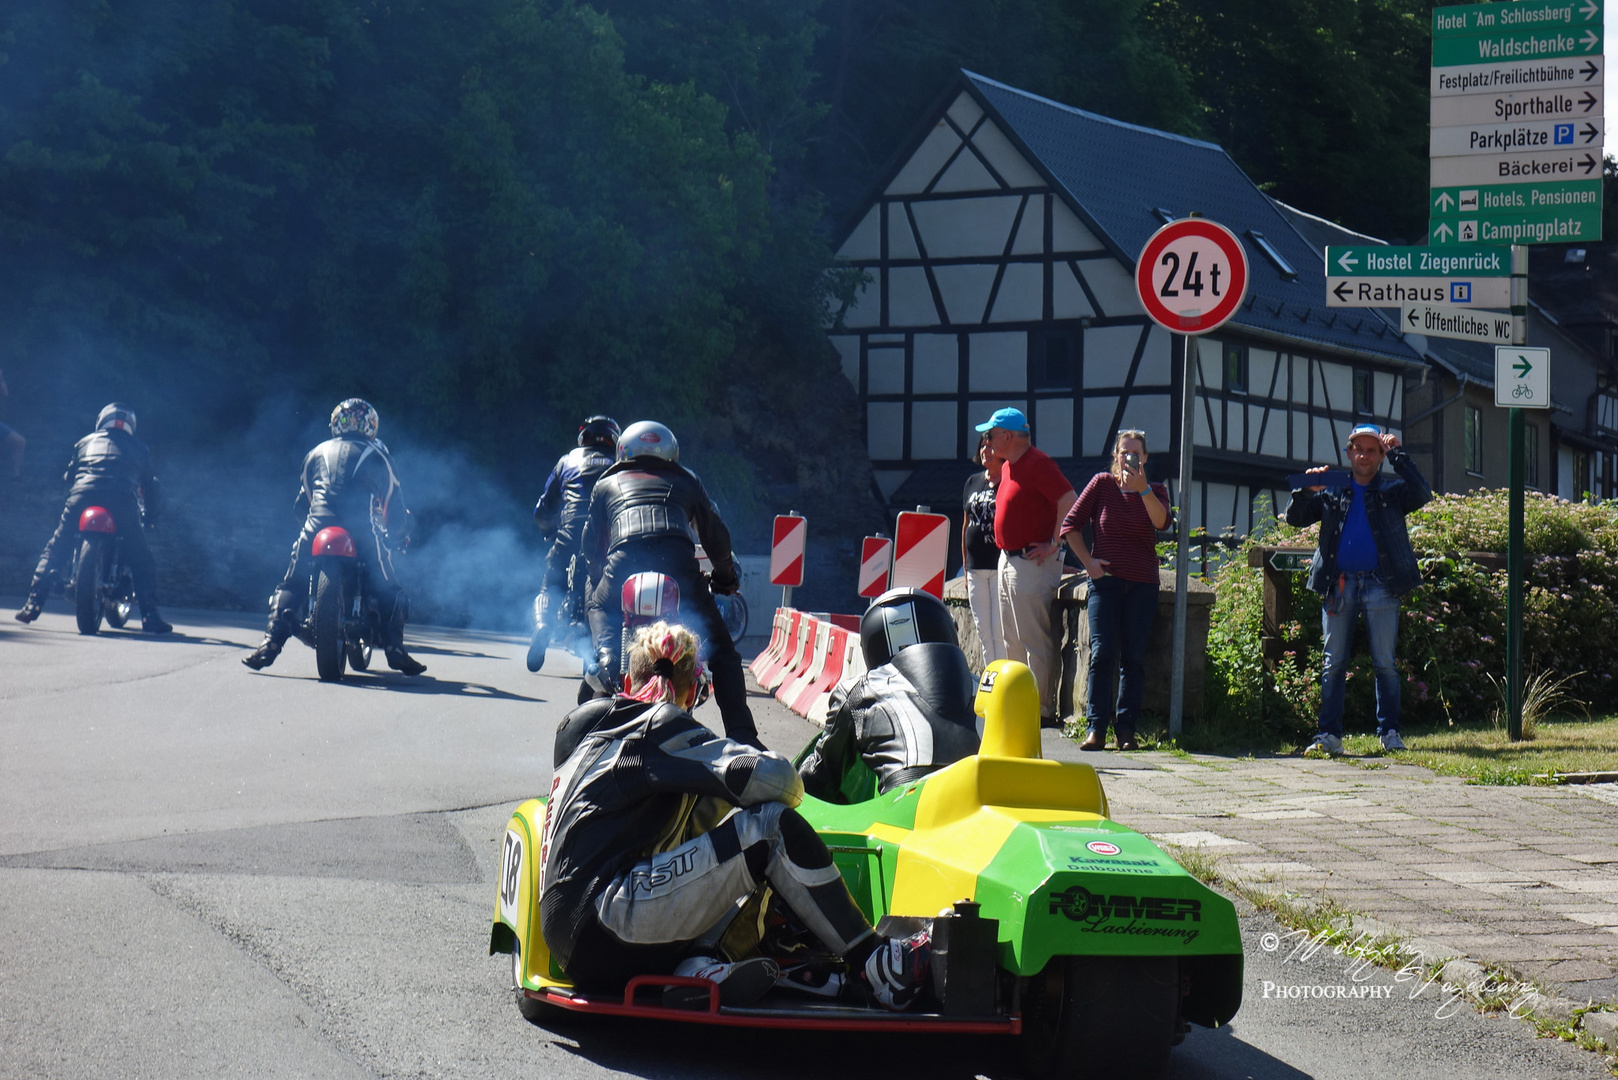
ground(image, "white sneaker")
xmin=1305 ymin=733 xmax=1343 ymax=756
xmin=664 ymin=955 xmax=780 ymax=1009
xmin=1380 ymin=731 xmax=1407 ymax=751
xmin=863 ymin=929 xmax=932 ymax=1011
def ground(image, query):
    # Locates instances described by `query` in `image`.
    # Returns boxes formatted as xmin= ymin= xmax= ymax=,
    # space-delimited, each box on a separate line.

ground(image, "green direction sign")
xmin=1327 ymin=245 xmax=1517 ymax=277
xmin=1429 ymin=176 xmax=1602 ymax=245
xmin=1269 ymin=550 xmax=1312 ymax=573
xmin=1434 ymin=0 xmax=1601 ymax=41
xmin=1433 ymin=25 xmax=1602 ymax=69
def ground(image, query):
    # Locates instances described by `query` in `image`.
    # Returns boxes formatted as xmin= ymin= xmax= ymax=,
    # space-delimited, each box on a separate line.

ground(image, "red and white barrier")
xmin=857 ymin=536 xmax=893 ymax=598
xmin=769 ymin=514 xmax=807 ymax=587
xmin=778 ymin=620 xmax=830 ymax=711
xmin=750 ymin=608 xmax=790 ymax=680
xmin=762 ymin=613 xmax=814 ymax=691
xmin=892 ymin=511 xmax=950 ymax=598
xmin=795 ymin=624 xmax=850 ymax=720
xmin=753 ymin=609 xmax=801 ymax=686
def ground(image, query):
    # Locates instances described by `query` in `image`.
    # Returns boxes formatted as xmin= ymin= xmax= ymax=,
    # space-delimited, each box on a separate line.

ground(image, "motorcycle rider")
xmin=241 ymin=398 xmax=425 ymax=675
xmin=580 ymin=420 xmax=758 ymax=747
xmin=15 ymin=402 xmax=171 ymax=632
xmin=799 ymin=588 xmax=980 ymax=802
xmin=526 ymin=415 xmax=619 ymax=672
xmin=539 ymin=620 xmax=934 ymax=1010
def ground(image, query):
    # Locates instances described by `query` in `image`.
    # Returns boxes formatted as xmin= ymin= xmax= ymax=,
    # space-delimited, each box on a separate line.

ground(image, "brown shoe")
xmin=1079 ymin=730 xmax=1106 ymax=751
xmin=1117 ymin=735 xmax=1140 ymax=751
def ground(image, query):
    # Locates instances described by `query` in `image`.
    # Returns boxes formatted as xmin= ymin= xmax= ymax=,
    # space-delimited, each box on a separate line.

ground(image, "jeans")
xmin=1084 ymin=576 xmax=1159 ymax=738
xmin=1318 ymin=571 xmax=1402 ymax=738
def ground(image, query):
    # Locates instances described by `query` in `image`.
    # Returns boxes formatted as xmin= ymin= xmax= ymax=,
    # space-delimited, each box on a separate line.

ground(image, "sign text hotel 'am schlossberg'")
xmin=1429 ymin=0 xmax=1604 ymax=246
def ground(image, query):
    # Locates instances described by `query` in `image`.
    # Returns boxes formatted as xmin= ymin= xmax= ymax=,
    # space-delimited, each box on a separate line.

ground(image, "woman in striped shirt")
xmin=1060 ymin=430 xmax=1171 ymax=752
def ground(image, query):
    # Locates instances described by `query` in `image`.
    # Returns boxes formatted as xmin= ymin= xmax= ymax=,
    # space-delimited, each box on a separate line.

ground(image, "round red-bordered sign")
xmin=1135 ymin=219 xmax=1249 ymax=334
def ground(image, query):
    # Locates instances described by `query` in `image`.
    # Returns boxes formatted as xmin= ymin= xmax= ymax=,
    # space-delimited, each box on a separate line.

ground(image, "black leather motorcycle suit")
xmin=538 ymin=697 xmax=876 ymax=991
xmin=533 ymin=444 xmax=614 ymax=613
xmin=580 ymin=458 xmax=755 ymax=743
xmin=798 ymin=643 xmax=982 ymax=802
xmin=265 ymin=435 xmax=412 ymax=647
xmin=29 ymin=428 xmax=164 ymax=614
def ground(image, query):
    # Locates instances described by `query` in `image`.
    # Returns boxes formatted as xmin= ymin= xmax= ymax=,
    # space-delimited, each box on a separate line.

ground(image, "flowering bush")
xmin=1204 ymin=490 xmax=1618 ymax=737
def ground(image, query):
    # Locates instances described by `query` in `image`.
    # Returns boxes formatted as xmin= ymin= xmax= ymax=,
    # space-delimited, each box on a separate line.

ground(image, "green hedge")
xmin=1205 ymin=491 xmax=1618 ymax=739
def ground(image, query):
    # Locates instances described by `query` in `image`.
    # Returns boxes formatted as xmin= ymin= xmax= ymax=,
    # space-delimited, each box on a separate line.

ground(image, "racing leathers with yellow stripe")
xmin=538 ymin=697 xmax=878 ymax=992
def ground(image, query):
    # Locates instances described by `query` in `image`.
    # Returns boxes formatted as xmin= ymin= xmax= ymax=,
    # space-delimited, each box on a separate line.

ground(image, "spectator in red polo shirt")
xmin=977 ymin=407 xmax=1076 ymax=727
xmin=1061 ymin=429 xmax=1171 ymax=751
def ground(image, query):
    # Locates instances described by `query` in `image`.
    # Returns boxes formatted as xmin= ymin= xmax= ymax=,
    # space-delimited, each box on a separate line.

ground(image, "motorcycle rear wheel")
xmin=74 ymin=538 xmax=105 ymax=636
xmin=717 ymin=592 xmax=749 ymax=641
xmin=1019 ymin=955 xmax=1177 ymax=1080
xmin=313 ymin=566 xmax=348 ymax=682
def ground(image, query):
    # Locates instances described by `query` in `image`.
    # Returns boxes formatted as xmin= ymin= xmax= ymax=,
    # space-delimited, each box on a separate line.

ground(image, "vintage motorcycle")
xmin=69 ymin=505 xmax=138 ymax=635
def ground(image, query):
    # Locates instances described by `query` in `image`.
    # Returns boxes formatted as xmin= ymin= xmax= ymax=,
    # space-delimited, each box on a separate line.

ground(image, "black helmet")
xmin=578 ymin=415 xmax=621 ymax=450
xmin=859 ymin=588 xmax=958 ymax=668
xmin=96 ymin=402 xmax=137 ymax=435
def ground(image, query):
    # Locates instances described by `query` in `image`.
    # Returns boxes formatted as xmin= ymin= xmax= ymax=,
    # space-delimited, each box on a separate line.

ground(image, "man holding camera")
xmin=1285 ymin=424 xmax=1430 ymax=755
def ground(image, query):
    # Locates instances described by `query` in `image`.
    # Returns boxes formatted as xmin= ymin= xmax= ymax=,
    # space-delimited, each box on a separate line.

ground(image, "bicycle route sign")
xmin=1494 ymin=346 xmax=1551 ymax=408
xmin=1429 ymin=0 xmax=1605 ymax=245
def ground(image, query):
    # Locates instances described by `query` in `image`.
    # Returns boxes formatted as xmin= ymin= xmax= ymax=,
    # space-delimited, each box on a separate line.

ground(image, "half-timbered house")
xmin=828 ymin=72 xmax=1428 ymax=565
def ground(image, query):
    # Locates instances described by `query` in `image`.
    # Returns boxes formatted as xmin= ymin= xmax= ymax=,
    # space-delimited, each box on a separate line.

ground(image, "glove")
xmin=710 ymin=568 xmax=740 ymax=596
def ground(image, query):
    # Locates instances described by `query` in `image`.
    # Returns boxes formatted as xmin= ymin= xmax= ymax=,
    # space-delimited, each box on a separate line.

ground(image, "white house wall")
xmin=832 ymin=88 xmax=1410 ymax=538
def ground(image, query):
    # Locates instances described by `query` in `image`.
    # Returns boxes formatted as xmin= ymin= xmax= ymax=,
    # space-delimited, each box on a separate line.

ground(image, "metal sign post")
xmin=1494 ymin=346 xmax=1551 ymax=741
xmin=1134 ymin=215 xmax=1249 ymax=737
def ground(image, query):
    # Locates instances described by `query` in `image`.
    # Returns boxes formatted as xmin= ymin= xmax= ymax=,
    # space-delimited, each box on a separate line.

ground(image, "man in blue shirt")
xmin=1285 ymin=424 xmax=1431 ymax=755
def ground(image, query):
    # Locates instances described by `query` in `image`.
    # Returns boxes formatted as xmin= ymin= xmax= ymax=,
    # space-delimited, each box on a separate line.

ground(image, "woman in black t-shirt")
xmin=962 ymin=434 xmax=1006 ymax=666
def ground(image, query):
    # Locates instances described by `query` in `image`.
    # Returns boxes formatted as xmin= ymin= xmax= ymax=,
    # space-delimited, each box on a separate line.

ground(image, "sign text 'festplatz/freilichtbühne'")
xmin=1429 ymin=0 xmax=1604 ymax=246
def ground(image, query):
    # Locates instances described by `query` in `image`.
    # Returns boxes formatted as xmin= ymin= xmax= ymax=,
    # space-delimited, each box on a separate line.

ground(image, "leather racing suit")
xmin=798 ymin=643 xmax=981 ymax=802
xmin=532 ymin=443 xmax=614 ymax=634
xmin=264 ymin=434 xmax=413 ymax=649
xmin=28 ymin=427 xmax=165 ymax=616
xmin=538 ymin=696 xmax=878 ymax=992
xmin=580 ymin=458 xmax=756 ymax=744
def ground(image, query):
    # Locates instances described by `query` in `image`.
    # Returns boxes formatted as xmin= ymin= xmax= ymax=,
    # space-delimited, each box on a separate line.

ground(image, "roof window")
xmin=1152 ymin=207 xmax=1175 ymax=224
xmin=1245 ymin=230 xmax=1297 ymax=281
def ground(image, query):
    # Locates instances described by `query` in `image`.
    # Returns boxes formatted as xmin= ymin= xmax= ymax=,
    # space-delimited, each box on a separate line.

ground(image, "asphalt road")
xmin=1 ymin=603 xmax=1610 ymax=1079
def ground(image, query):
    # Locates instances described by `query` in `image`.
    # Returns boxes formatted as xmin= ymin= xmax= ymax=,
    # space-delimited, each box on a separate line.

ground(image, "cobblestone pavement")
xmin=759 ymin=685 xmax=1618 ymax=1008
xmin=1057 ymin=745 xmax=1618 ymax=1008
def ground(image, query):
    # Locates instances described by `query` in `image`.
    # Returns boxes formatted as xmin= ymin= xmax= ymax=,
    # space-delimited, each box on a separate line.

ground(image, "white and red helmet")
xmin=617 ymin=420 xmax=678 ymax=464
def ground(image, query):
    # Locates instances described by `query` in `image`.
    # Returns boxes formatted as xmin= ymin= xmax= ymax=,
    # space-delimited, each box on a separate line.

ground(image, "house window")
xmin=1029 ymin=330 xmax=1077 ymax=389
xmin=1525 ymin=422 xmax=1539 ymax=489
xmin=1464 ymin=406 xmax=1483 ymax=475
xmin=1223 ymin=343 xmax=1247 ymax=394
xmin=1038 ymin=337 xmax=1070 ymax=388
xmin=1353 ymin=369 xmax=1374 ymax=415
xmin=1573 ymin=449 xmax=1592 ymax=501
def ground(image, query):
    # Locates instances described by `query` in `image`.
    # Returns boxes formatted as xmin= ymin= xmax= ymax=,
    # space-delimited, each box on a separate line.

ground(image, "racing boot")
xmin=141 ymin=612 xmax=174 ymax=634
xmin=663 ymin=955 xmax=780 ymax=1010
xmin=525 ymin=592 xmax=551 ymax=673
xmin=241 ymin=634 xmax=284 ymax=670
xmin=14 ymin=594 xmax=42 ymax=623
xmin=385 ymin=646 xmax=427 ymax=676
xmin=862 ymin=927 xmax=933 ymax=1011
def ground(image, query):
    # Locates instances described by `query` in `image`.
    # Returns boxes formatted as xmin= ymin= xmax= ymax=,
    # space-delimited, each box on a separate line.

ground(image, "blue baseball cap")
xmin=975 ymin=407 xmax=1029 ymax=433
